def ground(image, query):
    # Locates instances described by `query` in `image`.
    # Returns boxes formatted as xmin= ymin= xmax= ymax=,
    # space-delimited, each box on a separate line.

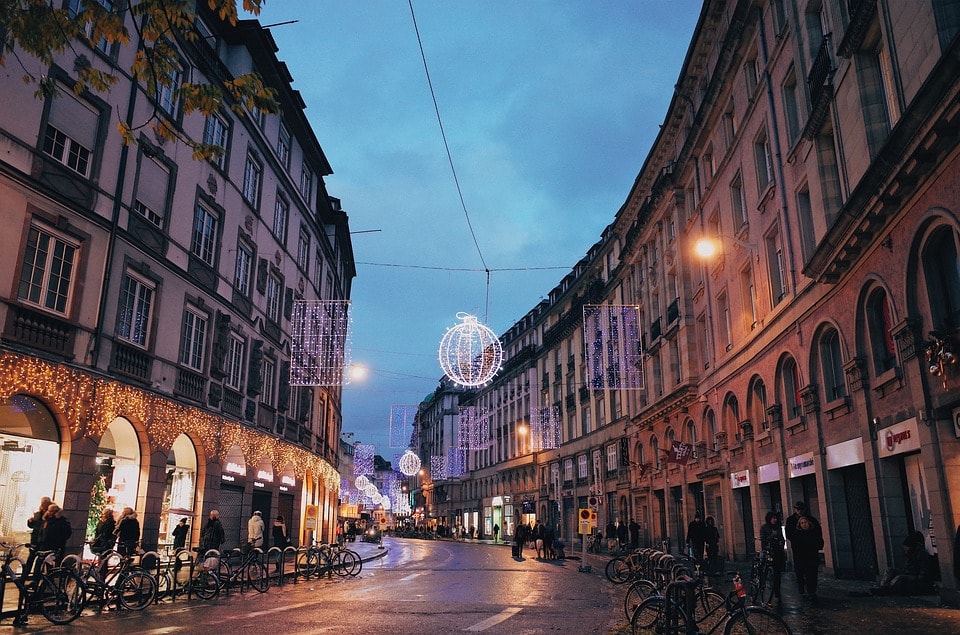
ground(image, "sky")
xmin=253 ymin=1 xmax=704 ymax=456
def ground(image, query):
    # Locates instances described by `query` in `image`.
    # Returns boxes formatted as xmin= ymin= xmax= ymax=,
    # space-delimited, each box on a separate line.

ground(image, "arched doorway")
xmin=220 ymin=445 xmax=246 ymax=548
xmin=159 ymin=433 xmax=198 ymax=549
xmin=95 ymin=417 xmax=142 ymax=514
xmin=0 ymin=395 xmax=61 ymax=543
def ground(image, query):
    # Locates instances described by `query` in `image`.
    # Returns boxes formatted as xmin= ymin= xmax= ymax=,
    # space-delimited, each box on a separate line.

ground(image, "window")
xmin=740 ymin=264 xmax=757 ymax=331
xmin=722 ymin=102 xmax=737 ymax=146
xmin=18 ymin=224 xmax=79 ymax=315
xmin=134 ymin=155 xmax=170 ymax=228
xmin=782 ymin=68 xmax=802 ymax=144
xmin=703 ymin=145 xmax=715 ymax=182
xmin=300 ymin=164 xmax=314 ymax=204
xmin=277 ymin=124 xmax=291 ymax=169
xmin=250 ymin=106 xmax=266 ymax=129
xmin=179 ymin=307 xmax=207 ymax=371
xmin=191 ymin=203 xmax=219 ymax=266
xmin=234 ymin=240 xmax=253 ymax=296
xmin=260 ymin=357 xmax=276 ymax=406
xmin=782 ymin=357 xmax=802 ymax=419
xmin=744 ymin=53 xmax=760 ymax=94
xmin=563 ymin=458 xmax=574 ymax=482
xmin=754 ymin=128 xmax=773 ymax=193
xmin=765 ymin=228 xmax=787 ymax=305
xmin=116 ymin=272 xmax=154 ymax=347
xmin=313 ymin=248 xmax=323 ymax=290
xmin=43 ymin=91 xmax=99 ymax=177
xmin=70 ymin=0 xmax=115 ymax=53
xmin=750 ymin=380 xmax=768 ymax=430
xmin=225 ymin=334 xmax=245 ymax=391
xmin=866 ymin=288 xmax=897 ymax=375
xmin=923 ymin=227 xmax=960 ymax=331
xmin=730 ymin=171 xmax=747 ymax=229
xmin=820 ymin=329 xmax=846 ymax=401
xmin=203 ymin=113 xmax=228 ymax=168
xmin=606 ymin=443 xmax=618 ymax=472
xmin=577 ymin=454 xmax=588 ymax=479
xmin=297 ymin=226 xmax=310 ymax=273
xmin=157 ymin=65 xmax=181 ymax=117
xmin=266 ymin=273 xmax=282 ymax=323
xmin=796 ymin=186 xmax=817 ymax=262
xmin=242 ymin=152 xmax=262 ymax=205
xmin=717 ymin=290 xmax=732 ymax=351
xmin=273 ymin=195 xmax=288 ymax=243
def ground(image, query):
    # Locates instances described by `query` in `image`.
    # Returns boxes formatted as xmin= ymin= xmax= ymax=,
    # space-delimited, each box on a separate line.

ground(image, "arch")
xmin=97 ymin=416 xmax=143 ymax=513
xmin=776 ymin=353 xmax=803 ymax=422
xmin=746 ymin=375 xmax=769 ymax=431
xmin=0 ymin=395 xmax=63 ymax=542
xmin=721 ymin=392 xmax=740 ymax=438
xmin=918 ymin=220 xmax=960 ymax=331
xmin=159 ymin=433 xmax=199 ymax=545
xmin=682 ymin=417 xmax=698 ymax=446
xmin=856 ymin=278 xmax=899 ymax=377
xmin=811 ymin=322 xmax=848 ymax=402
xmin=703 ymin=407 xmax=718 ymax=450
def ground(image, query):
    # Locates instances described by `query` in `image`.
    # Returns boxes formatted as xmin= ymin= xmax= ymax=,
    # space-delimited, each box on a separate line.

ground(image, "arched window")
xmin=781 ymin=357 xmax=802 ymax=420
xmin=866 ymin=287 xmax=897 ymax=375
xmin=722 ymin=394 xmax=740 ymax=439
xmin=685 ymin=420 xmax=698 ymax=446
xmin=705 ymin=409 xmax=718 ymax=450
xmin=748 ymin=377 xmax=769 ymax=430
xmin=651 ymin=436 xmax=660 ymax=469
xmin=922 ymin=226 xmax=960 ymax=330
xmin=819 ymin=328 xmax=847 ymax=400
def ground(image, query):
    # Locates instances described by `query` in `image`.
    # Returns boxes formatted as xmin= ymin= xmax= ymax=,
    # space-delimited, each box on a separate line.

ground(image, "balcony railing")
xmin=3 ymin=303 xmax=76 ymax=358
xmin=666 ymin=297 xmax=680 ymax=324
xmin=222 ymin=387 xmax=243 ymax=418
xmin=803 ymin=33 xmax=834 ymax=139
xmin=650 ymin=317 xmax=662 ymax=341
xmin=109 ymin=341 xmax=152 ymax=382
xmin=175 ymin=367 xmax=206 ymax=402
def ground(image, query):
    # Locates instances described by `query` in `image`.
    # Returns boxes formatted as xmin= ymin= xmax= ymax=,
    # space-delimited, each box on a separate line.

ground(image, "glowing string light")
xmin=430 ymin=454 xmax=448 ymax=480
xmin=582 ymin=304 xmax=644 ymax=390
xmin=457 ymin=405 xmax=489 ymax=450
xmin=447 ymin=447 xmax=466 ymax=478
xmin=398 ymin=450 xmax=422 ymax=476
xmin=290 ymin=300 xmax=352 ymax=386
xmin=389 ymin=404 xmax=418 ymax=448
xmin=531 ymin=405 xmax=561 ymax=451
xmin=438 ymin=313 xmax=503 ymax=387
xmin=354 ymin=444 xmax=375 ymax=476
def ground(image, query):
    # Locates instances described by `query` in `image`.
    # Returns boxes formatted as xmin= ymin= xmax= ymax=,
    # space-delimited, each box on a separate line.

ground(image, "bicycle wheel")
xmin=723 ymin=606 xmax=792 ymax=635
xmin=345 ymin=549 xmax=362 ymax=576
xmin=156 ymin=570 xmax=173 ymax=599
xmin=216 ymin=560 xmax=233 ymax=590
xmin=117 ymin=570 xmax=157 ymax=610
xmin=631 ymin=596 xmax=689 ymax=635
xmin=331 ymin=550 xmax=356 ymax=577
xmin=192 ymin=570 xmax=220 ymax=600
xmin=606 ymin=557 xmax=631 ymax=583
xmin=755 ymin=566 xmax=776 ymax=606
xmin=298 ymin=550 xmax=320 ymax=577
xmin=37 ymin=569 xmax=85 ymax=625
xmin=245 ymin=561 xmax=269 ymax=593
xmin=623 ymin=579 xmax=658 ymax=619
xmin=694 ymin=589 xmax=727 ymax=634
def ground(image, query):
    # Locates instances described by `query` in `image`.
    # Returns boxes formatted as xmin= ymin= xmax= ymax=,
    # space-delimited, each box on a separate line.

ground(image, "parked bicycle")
xmin=298 ymin=541 xmax=359 ymax=578
xmin=214 ymin=542 xmax=269 ymax=593
xmin=748 ymin=542 xmax=777 ymax=606
xmin=0 ymin=542 xmax=84 ymax=626
xmin=74 ymin=548 xmax=157 ymax=611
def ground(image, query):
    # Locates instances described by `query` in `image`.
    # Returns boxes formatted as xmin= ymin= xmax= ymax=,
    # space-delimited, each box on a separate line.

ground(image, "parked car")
xmin=362 ymin=525 xmax=382 ymax=543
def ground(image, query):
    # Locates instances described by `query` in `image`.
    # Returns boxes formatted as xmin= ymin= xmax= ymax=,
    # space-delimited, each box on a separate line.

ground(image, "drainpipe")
xmin=90 ymin=71 xmax=140 ymax=367
xmin=757 ymin=7 xmax=798 ymax=297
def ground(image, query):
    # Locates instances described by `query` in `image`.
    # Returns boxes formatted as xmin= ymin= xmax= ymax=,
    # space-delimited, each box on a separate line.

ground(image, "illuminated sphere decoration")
xmin=364 ymin=483 xmax=379 ymax=496
xmin=371 ymin=493 xmax=383 ymax=505
xmin=355 ymin=475 xmax=370 ymax=490
xmin=398 ymin=450 xmax=422 ymax=476
xmin=438 ymin=313 xmax=503 ymax=387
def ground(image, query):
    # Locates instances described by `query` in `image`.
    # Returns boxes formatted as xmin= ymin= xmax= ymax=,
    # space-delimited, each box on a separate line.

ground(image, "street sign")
xmin=588 ymin=495 xmax=599 ymax=509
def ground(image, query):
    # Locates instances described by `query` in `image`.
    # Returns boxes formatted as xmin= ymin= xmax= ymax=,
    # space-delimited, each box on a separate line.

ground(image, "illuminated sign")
xmin=877 ymin=418 xmax=921 ymax=458
xmin=225 ymin=462 xmax=246 ymax=475
xmin=730 ymin=469 xmax=750 ymax=488
xmin=788 ymin=452 xmax=815 ymax=478
xmin=221 ymin=474 xmax=236 ymax=482
xmin=281 ymin=475 xmax=296 ymax=486
xmin=256 ymin=470 xmax=273 ymax=482
xmin=254 ymin=481 xmax=265 ymax=488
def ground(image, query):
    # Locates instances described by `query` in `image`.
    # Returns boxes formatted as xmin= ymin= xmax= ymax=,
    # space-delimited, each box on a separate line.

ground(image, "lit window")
xmin=116 ymin=272 xmax=154 ymax=347
xmin=191 ymin=203 xmax=219 ymax=266
xmin=243 ymin=153 xmax=262 ymax=205
xmin=17 ymin=225 xmax=79 ymax=316
xmin=179 ymin=308 xmax=207 ymax=371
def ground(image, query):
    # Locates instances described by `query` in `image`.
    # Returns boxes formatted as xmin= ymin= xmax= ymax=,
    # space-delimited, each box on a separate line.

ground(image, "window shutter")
xmin=49 ymin=92 xmax=99 ymax=149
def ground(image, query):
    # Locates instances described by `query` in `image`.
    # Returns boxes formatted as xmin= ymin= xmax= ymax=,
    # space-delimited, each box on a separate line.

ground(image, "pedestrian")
xmin=514 ymin=522 xmax=527 ymax=558
xmin=704 ymin=516 xmax=720 ymax=573
xmin=543 ymin=523 xmax=556 ymax=559
xmin=272 ymin=514 xmax=288 ymax=571
xmin=247 ymin=510 xmax=265 ymax=548
xmin=686 ymin=511 xmax=707 ymax=563
xmin=27 ymin=496 xmax=52 ymax=546
xmin=617 ymin=520 xmax=629 ymax=553
xmin=606 ymin=519 xmax=617 ymax=553
xmin=785 ymin=501 xmax=819 ymax=579
xmin=171 ymin=517 xmax=189 ymax=551
xmin=872 ymin=531 xmax=937 ymax=595
xmin=629 ymin=518 xmax=641 ymax=549
xmin=791 ymin=515 xmax=824 ymax=599
xmin=759 ymin=510 xmax=786 ymax=603
xmin=198 ymin=509 xmax=226 ymax=557
xmin=91 ymin=508 xmax=116 ymax=555
xmin=38 ymin=503 xmax=72 ymax=564
xmin=114 ymin=506 xmax=140 ymax=556
xmin=493 ymin=523 xmax=500 ymax=543
xmin=534 ymin=520 xmax=545 ymax=558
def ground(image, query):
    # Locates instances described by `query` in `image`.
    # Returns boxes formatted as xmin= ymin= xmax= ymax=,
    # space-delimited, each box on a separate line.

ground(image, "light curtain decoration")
xmin=582 ymin=304 xmax=644 ymax=390
xmin=290 ymin=300 xmax=352 ymax=386
xmin=530 ymin=405 xmax=562 ymax=451
xmin=457 ymin=405 xmax=489 ymax=450
xmin=438 ymin=313 xmax=503 ymax=387
xmin=353 ymin=443 xmax=375 ymax=476
xmin=389 ymin=404 xmax=419 ymax=448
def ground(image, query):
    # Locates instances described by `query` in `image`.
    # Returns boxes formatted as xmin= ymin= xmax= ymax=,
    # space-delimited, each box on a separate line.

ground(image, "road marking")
xmin=400 ymin=572 xmax=422 ymax=581
xmin=464 ymin=607 xmax=522 ymax=631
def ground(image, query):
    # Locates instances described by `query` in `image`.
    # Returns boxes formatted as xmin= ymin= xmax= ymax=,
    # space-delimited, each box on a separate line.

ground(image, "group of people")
xmin=27 ymin=497 xmax=73 ymax=564
xmin=601 ymin=518 xmax=641 ymax=553
xmin=513 ymin=520 xmax=562 ymax=559
xmin=684 ymin=512 xmax=721 ymax=572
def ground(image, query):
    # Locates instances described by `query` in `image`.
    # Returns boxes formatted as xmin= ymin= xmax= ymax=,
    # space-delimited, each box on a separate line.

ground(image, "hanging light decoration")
xmin=381 ymin=495 xmax=391 ymax=510
xmin=389 ymin=404 xmax=418 ymax=448
xmin=363 ymin=483 xmax=379 ymax=497
xmin=355 ymin=475 xmax=370 ymax=490
xmin=353 ymin=443 xmax=375 ymax=476
xmin=582 ymin=304 xmax=644 ymax=390
xmin=458 ymin=405 xmax=489 ymax=450
xmin=371 ymin=493 xmax=383 ymax=505
xmin=398 ymin=449 xmax=422 ymax=476
xmin=438 ymin=313 xmax=503 ymax=387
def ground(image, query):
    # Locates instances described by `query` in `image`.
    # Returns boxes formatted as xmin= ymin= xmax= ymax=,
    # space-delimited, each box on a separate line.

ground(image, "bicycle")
xmin=0 ymin=543 xmax=84 ymax=626
xmin=75 ymin=548 xmax=158 ymax=611
xmin=587 ymin=533 xmax=603 ymax=554
xmin=214 ymin=542 xmax=268 ymax=593
xmin=298 ymin=541 xmax=359 ymax=578
xmin=748 ymin=544 xmax=777 ymax=606
xmin=631 ymin=571 xmax=791 ymax=635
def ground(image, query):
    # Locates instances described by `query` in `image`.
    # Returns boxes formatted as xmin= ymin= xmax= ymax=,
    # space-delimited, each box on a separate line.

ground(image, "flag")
xmin=664 ymin=441 xmax=694 ymax=465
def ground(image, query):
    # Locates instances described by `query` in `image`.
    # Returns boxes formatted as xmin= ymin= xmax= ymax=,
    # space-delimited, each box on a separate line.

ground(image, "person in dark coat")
xmin=198 ymin=509 xmax=226 ymax=557
xmin=27 ymin=496 xmax=52 ymax=546
xmin=38 ymin=503 xmax=72 ymax=563
xmin=114 ymin=507 xmax=140 ymax=556
xmin=785 ymin=501 xmax=820 ymax=582
xmin=606 ymin=520 xmax=617 ymax=552
xmin=171 ymin=518 xmax=189 ymax=551
xmin=704 ymin=516 xmax=721 ymax=572
xmin=686 ymin=512 xmax=707 ymax=563
xmin=616 ymin=520 xmax=629 ymax=552
xmin=759 ymin=511 xmax=786 ymax=602
xmin=629 ymin=518 xmax=641 ymax=549
xmin=873 ymin=531 xmax=937 ymax=595
xmin=91 ymin=508 xmax=116 ymax=554
xmin=790 ymin=515 xmax=824 ymax=598
xmin=272 ymin=514 xmax=288 ymax=571
xmin=514 ymin=522 xmax=527 ymax=558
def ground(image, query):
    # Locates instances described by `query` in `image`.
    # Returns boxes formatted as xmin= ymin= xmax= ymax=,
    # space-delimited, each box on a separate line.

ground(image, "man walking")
xmin=248 ymin=510 xmax=265 ymax=548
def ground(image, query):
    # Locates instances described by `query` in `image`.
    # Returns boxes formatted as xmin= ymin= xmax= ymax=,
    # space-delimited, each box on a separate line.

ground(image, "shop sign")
xmin=826 ymin=437 xmax=864 ymax=469
xmin=758 ymin=462 xmax=780 ymax=484
xmin=492 ymin=496 xmax=503 ymax=506
xmin=788 ymin=452 xmax=815 ymax=478
xmin=877 ymin=417 xmax=921 ymax=458
xmin=281 ymin=475 xmax=296 ymax=486
xmin=279 ymin=486 xmax=289 ymax=492
xmin=253 ymin=481 xmax=265 ymax=488
xmin=221 ymin=473 xmax=236 ymax=482
xmin=730 ymin=469 xmax=750 ymax=488
xmin=256 ymin=470 xmax=273 ymax=482
xmin=224 ymin=461 xmax=246 ymax=475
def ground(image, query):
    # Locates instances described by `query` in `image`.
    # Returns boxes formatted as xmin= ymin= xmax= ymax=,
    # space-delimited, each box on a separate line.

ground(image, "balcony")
xmin=109 ymin=341 xmax=152 ymax=382
xmin=174 ymin=367 xmax=206 ymax=403
xmin=222 ymin=387 xmax=243 ymax=418
xmin=803 ymin=33 xmax=834 ymax=140
xmin=666 ymin=298 xmax=680 ymax=325
xmin=3 ymin=303 xmax=76 ymax=358
xmin=649 ymin=317 xmax=662 ymax=341
xmin=837 ymin=0 xmax=877 ymax=58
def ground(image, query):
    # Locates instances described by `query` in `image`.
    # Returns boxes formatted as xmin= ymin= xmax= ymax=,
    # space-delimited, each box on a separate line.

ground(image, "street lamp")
xmin=693 ymin=234 xmax=757 ymax=261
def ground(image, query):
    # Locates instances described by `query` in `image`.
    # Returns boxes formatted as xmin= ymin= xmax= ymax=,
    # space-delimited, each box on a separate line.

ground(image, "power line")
xmin=354 ymin=261 xmax=569 ymax=273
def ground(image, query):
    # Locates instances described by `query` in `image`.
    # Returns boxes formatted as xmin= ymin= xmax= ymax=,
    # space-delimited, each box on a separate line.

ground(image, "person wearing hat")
xmin=785 ymin=501 xmax=821 ymax=595
xmin=247 ymin=510 xmax=265 ymax=548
